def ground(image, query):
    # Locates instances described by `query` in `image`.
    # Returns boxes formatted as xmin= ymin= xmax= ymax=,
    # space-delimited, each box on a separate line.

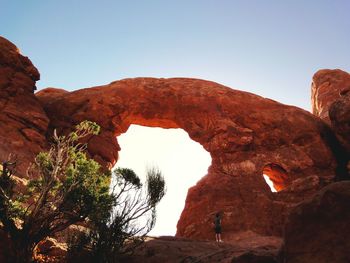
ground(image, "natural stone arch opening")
xmin=262 ymin=163 xmax=288 ymax=192
xmin=115 ymin=124 xmax=212 ymax=236
xmin=36 ymin=77 xmax=338 ymax=239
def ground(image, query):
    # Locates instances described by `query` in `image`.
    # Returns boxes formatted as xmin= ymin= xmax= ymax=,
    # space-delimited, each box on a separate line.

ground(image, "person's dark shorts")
xmin=215 ymin=226 xmax=221 ymax=234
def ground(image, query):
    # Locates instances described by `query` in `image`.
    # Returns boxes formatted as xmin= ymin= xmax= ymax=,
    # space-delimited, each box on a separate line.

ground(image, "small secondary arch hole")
xmin=115 ymin=124 xmax=212 ymax=236
xmin=262 ymin=163 xmax=288 ymax=192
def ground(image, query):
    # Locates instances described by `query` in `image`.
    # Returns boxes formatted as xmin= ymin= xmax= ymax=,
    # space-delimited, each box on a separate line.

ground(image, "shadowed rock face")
xmin=312 ymin=69 xmax=350 ymax=179
xmin=281 ymin=182 xmax=350 ymax=263
xmin=36 ymin=77 xmax=337 ymax=239
xmin=329 ymin=92 xmax=350 ymax=153
xmin=311 ymin=69 xmax=350 ymax=124
xmin=0 ymin=36 xmax=340 ymax=241
xmin=0 ymin=36 xmax=49 ymax=176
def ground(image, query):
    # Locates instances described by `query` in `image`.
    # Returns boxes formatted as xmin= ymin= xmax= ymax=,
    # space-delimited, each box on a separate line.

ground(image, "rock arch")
xmin=0 ymin=36 xmax=342 ymax=241
xmin=36 ymin=77 xmax=337 ymax=240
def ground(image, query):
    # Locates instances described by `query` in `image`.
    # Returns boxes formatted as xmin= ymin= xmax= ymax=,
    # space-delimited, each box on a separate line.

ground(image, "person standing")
xmin=214 ymin=212 xmax=222 ymax=242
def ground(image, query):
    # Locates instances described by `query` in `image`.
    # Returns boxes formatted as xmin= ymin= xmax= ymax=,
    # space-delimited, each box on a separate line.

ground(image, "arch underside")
xmin=37 ymin=77 xmax=337 ymax=239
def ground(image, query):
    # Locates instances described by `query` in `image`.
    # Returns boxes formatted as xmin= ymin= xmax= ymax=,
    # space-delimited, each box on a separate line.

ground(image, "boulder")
xmin=311 ymin=69 xmax=350 ymax=124
xmin=312 ymin=69 xmax=350 ymax=179
xmin=36 ymin=237 xmax=67 ymax=258
xmin=281 ymin=182 xmax=350 ymax=263
xmin=329 ymin=90 xmax=350 ymax=156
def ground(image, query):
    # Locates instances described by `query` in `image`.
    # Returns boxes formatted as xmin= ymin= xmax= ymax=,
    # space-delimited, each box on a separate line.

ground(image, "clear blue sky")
xmin=1 ymin=0 xmax=349 ymax=110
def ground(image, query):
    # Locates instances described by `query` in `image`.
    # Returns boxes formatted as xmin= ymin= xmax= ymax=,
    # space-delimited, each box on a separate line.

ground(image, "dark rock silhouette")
xmin=329 ymin=91 xmax=350 ymax=154
xmin=281 ymin=181 xmax=350 ymax=263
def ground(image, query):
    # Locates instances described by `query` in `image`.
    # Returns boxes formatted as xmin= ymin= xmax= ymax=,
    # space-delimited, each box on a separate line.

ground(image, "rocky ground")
xmin=119 ymin=232 xmax=282 ymax=263
xmin=35 ymin=181 xmax=350 ymax=263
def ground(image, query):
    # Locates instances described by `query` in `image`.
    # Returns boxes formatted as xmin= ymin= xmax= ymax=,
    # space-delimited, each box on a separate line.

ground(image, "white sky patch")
xmin=263 ymin=174 xmax=277 ymax=192
xmin=114 ymin=125 xmax=212 ymax=236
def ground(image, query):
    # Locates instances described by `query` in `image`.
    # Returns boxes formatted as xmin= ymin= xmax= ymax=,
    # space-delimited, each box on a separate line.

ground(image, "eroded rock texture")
xmin=329 ymin=92 xmax=350 ymax=153
xmin=36 ymin=77 xmax=338 ymax=240
xmin=312 ymin=69 xmax=350 ymax=179
xmin=311 ymin=69 xmax=350 ymax=123
xmin=0 ymin=36 xmax=49 ymax=177
xmin=117 ymin=234 xmax=281 ymax=263
xmin=281 ymin=182 xmax=350 ymax=263
xmin=0 ymin=36 xmax=343 ymax=243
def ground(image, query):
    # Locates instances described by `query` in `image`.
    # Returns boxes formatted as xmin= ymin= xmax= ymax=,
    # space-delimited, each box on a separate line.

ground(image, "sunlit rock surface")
xmin=311 ymin=69 xmax=350 ymax=123
xmin=36 ymin=77 xmax=338 ymax=240
xmin=312 ymin=69 xmax=350 ymax=179
xmin=0 ymin=36 xmax=49 ymax=176
xmin=0 ymin=36 xmax=347 ymax=254
xmin=281 ymin=182 xmax=350 ymax=263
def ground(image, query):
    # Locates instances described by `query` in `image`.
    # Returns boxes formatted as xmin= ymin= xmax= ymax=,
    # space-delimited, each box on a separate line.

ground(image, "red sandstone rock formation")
xmin=36 ymin=77 xmax=338 ymax=240
xmin=311 ymin=69 xmax=350 ymax=123
xmin=312 ymin=69 xmax=350 ymax=179
xmin=0 ymin=36 xmax=343 ymax=244
xmin=329 ymin=91 xmax=350 ymax=153
xmin=0 ymin=36 xmax=49 ymax=177
xmin=281 ymin=181 xmax=350 ymax=263
xmin=117 ymin=234 xmax=281 ymax=263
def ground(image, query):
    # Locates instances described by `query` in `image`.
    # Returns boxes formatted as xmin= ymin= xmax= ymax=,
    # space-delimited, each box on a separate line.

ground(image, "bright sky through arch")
xmin=115 ymin=125 xmax=212 ymax=236
xmin=263 ymin=175 xmax=277 ymax=192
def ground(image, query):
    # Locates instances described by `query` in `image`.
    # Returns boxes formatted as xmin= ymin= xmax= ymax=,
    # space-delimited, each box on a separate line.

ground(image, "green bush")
xmin=0 ymin=121 xmax=112 ymax=263
xmin=67 ymin=166 xmax=166 ymax=263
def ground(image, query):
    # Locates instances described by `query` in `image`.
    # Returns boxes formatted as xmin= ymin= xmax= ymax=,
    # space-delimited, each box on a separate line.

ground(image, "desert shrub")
xmin=0 ymin=121 xmax=113 ymax=263
xmin=67 ymin=166 xmax=166 ymax=263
